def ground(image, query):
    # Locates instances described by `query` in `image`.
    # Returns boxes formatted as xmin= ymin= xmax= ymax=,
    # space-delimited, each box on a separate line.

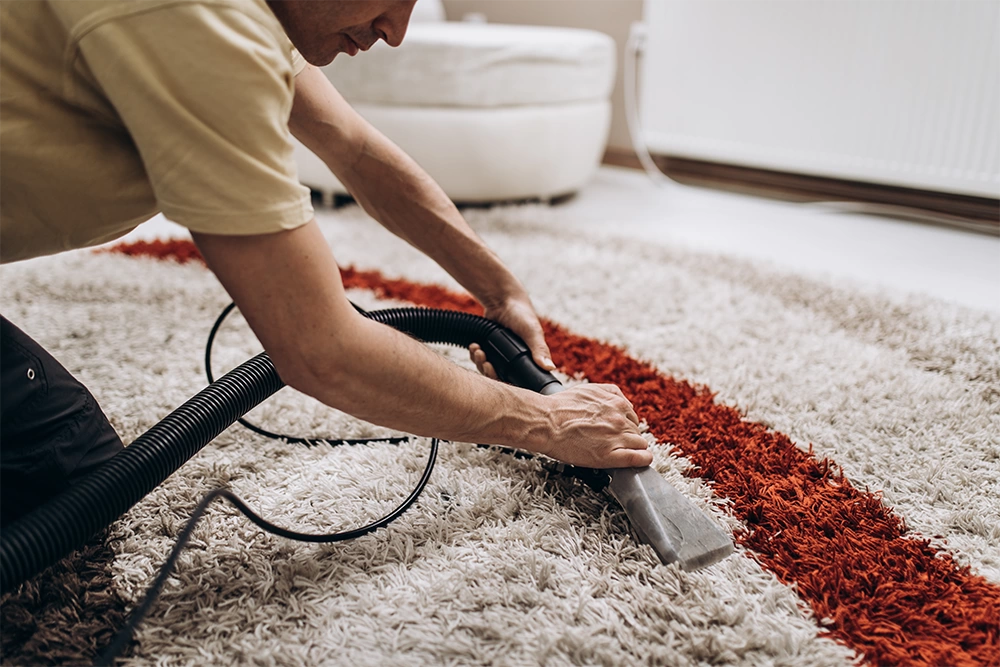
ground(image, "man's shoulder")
xmin=50 ymin=0 xmax=282 ymax=45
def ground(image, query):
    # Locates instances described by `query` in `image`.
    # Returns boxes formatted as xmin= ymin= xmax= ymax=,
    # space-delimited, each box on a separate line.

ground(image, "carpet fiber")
xmin=1 ymin=204 xmax=997 ymax=666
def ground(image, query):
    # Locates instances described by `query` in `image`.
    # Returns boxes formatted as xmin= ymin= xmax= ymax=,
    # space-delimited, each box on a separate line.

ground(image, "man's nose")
xmin=374 ymin=0 xmax=416 ymax=47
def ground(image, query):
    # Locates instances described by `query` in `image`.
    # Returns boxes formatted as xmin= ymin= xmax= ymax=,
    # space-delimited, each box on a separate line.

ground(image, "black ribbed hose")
xmin=0 ymin=353 xmax=282 ymax=594
xmin=365 ymin=307 xmax=561 ymax=393
xmin=0 ymin=307 xmax=560 ymax=594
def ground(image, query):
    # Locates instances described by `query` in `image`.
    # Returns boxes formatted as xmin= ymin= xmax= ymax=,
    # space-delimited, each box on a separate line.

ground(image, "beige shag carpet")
xmin=1 ymin=203 xmax=998 ymax=666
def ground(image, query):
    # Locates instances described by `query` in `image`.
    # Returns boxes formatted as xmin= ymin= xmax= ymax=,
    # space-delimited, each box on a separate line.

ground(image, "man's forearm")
xmin=292 ymin=308 xmax=548 ymax=446
xmin=347 ymin=136 xmax=526 ymax=307
xmin=289 ymin=64 xmax=524 ymax=308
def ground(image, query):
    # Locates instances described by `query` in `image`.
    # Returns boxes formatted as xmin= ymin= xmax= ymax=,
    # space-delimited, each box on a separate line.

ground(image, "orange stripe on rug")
xmin=104 ymin=240 xmax=1000 ymax=667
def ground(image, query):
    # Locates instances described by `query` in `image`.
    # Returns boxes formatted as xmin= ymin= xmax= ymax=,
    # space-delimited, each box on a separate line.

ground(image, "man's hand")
xmin=469 ymin=292 xmax=554 ymax=380
xmin=468 ymin=295 xmax=652 ymax=469
xmin=538 ymin=384 xmax=652 ymax=469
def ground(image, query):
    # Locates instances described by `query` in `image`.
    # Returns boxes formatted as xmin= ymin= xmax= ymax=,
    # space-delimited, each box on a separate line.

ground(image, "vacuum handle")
xmin=482 ymin=328 xmax=563 ymax=395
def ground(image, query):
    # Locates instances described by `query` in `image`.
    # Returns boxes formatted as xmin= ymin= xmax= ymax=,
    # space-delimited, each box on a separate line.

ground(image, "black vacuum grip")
xmin=482 ymin=328 xmax=562 ymax=395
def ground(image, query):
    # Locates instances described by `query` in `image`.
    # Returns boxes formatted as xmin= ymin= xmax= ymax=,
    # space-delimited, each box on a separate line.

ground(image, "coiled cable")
xmin=96 ymin=437 xmax=437 ymax=665
xmin=204 ymin=302 xmax=409 ymax=447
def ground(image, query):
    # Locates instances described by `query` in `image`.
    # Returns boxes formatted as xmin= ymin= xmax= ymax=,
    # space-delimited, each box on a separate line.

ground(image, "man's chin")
xmin=301 ymin=49 xmax=340 ymax=67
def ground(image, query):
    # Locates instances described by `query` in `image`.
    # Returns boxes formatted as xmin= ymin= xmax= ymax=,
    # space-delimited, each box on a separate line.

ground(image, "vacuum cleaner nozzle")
xmin=606 ymin=467 xmax=734 ymax=570
xmin=485 ymin=329 xmax=734 ymax=571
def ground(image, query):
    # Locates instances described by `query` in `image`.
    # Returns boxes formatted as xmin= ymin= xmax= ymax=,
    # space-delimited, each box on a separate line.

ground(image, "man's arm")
xmin=191 ymin=221 xmax=653 ymax=469
xmin=287 ymin=64 xmax=553 ymax=375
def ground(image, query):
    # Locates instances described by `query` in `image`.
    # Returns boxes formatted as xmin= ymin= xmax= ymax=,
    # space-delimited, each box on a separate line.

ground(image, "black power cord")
xmin=96 ymin=303 xmax=440 ymax=665
xmin=94 ymin=449 xmax=436 ymax=665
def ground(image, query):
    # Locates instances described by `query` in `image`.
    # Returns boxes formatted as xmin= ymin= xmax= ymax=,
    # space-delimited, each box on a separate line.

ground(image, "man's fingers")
xmin=599 ymin=383 xmax=626 ymax=399
xmin=472 ymin=334 xmax=544 ymax=379
xmin=533 ymin=344 xmax=556 ymax=371
xmin=590 ymin=384 xmax=640 ymax=425
xmin=608 ymin=448 xmax=654 ymax=468
xmin=469 ymin=344 xmax=497 ymax=379
xmin=504 ymin=301 xmax=553 ymax=370
xmin=620 ymin=433 xmax=649 ymax=450
xmin=518 ymin=328 xmax=554 ymax=371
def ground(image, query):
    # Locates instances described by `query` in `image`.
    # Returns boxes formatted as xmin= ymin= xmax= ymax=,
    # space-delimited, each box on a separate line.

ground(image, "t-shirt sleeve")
xmin=290 ymin=47 xmax=308 ymax=76
xmin=72 ymin=3 xmax=313 ymax=235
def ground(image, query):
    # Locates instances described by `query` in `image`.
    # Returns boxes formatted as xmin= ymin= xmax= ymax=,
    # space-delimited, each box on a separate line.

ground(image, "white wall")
xmin=442 ymin=0 xmax=643 ymax=152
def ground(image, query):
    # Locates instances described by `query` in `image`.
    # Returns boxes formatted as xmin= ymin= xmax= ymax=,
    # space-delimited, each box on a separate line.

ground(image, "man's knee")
xmin=1 ymin=317 xmax=123 ymax=524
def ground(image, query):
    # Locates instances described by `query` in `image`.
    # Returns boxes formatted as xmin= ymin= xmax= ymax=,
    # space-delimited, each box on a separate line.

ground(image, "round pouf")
xmin=294 ymin=22 xmax=616 ymax=204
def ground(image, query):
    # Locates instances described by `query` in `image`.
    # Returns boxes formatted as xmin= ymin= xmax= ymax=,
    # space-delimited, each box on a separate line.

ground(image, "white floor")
xmin=130 ymin=166 xmax=1000 ymax=313
xmin=556 ymin=167 xmax=1000 ymax=313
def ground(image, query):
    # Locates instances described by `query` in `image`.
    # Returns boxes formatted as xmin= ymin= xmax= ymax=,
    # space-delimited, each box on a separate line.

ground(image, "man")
xmin=0 ymin=0 xmax=651 ymax=524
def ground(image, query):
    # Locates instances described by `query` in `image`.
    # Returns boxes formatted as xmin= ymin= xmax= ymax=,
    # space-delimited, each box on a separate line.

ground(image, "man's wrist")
xmin=472 ymin=273 xmax=529 ymax=312
xmin=495 ymin=387 xmax=555 ymax=456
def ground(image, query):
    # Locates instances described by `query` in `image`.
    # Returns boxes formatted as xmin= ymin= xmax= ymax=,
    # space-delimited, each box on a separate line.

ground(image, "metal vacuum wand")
xmin=483 ymin=329 xmax=734 ymax=571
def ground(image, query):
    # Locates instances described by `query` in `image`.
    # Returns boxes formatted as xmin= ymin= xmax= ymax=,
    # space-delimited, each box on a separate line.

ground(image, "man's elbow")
xmin=267 ymin=332 xmax=353 ymax=402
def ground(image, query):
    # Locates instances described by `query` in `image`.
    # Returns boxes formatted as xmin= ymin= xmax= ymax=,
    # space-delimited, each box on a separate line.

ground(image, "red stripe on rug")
xmin=98 ymin=239 xmax=206 ymax=264
xmin=104 ymin=240 xmax=1000 ymax=667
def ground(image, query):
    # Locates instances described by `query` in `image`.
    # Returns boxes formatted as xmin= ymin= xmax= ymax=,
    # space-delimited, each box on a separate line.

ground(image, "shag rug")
xmin=1 ymin=204 xmax=998 ymax=667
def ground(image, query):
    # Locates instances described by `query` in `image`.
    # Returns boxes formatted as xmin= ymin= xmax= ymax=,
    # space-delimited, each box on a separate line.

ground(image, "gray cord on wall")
xmin=624 ymin=21 xmax=670 ymax=185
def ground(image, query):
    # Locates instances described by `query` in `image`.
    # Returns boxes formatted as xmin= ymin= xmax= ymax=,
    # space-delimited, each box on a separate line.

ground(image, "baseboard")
xmin=603 ymin=149 xmax=1000 ymax=235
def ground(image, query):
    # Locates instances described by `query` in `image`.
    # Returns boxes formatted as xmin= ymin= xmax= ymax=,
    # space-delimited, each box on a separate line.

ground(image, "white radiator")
xmin=639 ymin=0 xmax=1000 ymax=198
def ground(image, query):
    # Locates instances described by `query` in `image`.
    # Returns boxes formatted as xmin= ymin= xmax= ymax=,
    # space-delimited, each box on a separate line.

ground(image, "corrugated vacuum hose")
xmin=0 ymin=305 xmax=733 ymax=664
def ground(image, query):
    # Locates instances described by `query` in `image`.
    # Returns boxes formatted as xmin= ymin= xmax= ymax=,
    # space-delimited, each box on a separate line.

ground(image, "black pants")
xmin=1 ymin=317 xmax=123 ymax=525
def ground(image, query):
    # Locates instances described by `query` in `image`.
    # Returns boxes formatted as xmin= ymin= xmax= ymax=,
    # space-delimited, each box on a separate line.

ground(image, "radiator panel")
xmin=640 ymin=0 xmax=1000 ymax=198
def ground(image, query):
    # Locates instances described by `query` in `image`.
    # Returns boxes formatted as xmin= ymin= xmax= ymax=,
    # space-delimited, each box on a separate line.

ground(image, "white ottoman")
xmin=294 ymin=22 xmax=616 ymax=204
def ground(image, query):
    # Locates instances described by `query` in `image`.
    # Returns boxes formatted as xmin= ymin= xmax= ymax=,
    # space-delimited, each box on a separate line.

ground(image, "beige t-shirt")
xmin=0 ymin=0 xmax=313 ymax=263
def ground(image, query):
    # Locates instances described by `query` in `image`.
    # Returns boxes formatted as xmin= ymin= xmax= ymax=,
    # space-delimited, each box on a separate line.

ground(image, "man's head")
xmin=267 ymin=0 xmax=417 ymax=66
